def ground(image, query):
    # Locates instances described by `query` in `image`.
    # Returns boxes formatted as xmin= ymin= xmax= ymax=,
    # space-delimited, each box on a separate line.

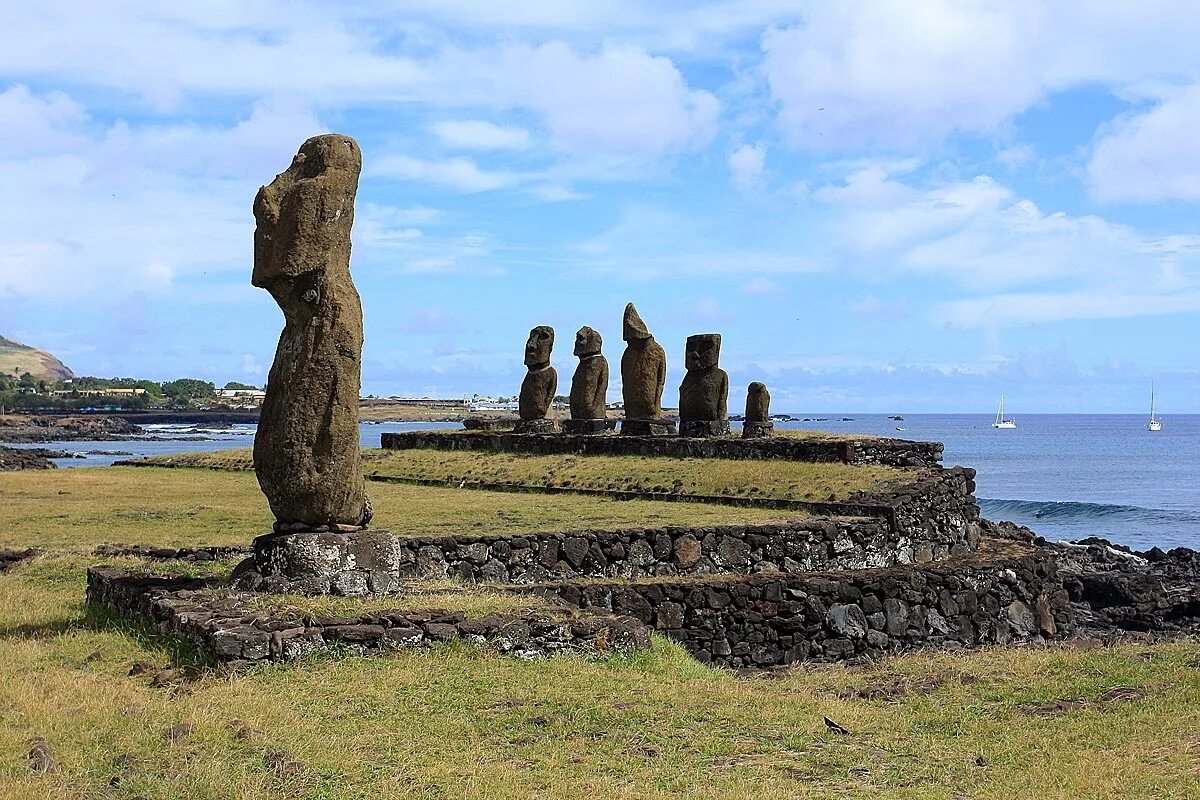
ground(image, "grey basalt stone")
xmin=516 ymin=325 xmax=557 ymax=433
xmin=620 ymin=303 xmax=672 ymax=434
xmin=742 ymin=382 xmax=774 ymax=439
xmin=252 ymin=134 xmax=371 ymax=531
xmin=678 ymin=333 xmax=729 ymax=437
xmin=567 ymin=326 xmax=609 ymax=431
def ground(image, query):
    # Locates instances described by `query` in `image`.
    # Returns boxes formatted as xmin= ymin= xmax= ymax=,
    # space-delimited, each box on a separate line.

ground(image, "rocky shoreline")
xmin=0 ymin=414 xmax=144 ymax=443
xmin=0 ymin=446 xmax=70 ymax=470
xmin=987 ymin=521 xmax=1200 ymax=638
xmin=0 ymin=413 xmax=232 ymax=444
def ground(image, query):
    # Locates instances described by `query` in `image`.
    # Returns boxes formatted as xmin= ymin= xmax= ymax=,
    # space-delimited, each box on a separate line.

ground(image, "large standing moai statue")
xmin=251 ymin=133 xmax=371 ymax=532
xmin=678 ymin=333 xmax=730 ymax=437
xmin=515 ymin=325 xmax=557 ymax=434
xmin=620 ymin=303 xmax=675 ymax=435
xmin=742 ymin=381 xmax=774 ymax=438
xmin=564 ymin=326 xmax=609 ymax=435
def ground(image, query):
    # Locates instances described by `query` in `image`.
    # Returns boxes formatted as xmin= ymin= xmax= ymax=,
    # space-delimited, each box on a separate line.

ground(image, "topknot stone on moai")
xmin=564 ymin=326 xmax=609 ymax=435
xmin=620 ymin=303 xmax=675 ymax=435
xmin=251 ymin=133 xmax=371 ymax=533
xmin=742 ymin=381 xmax=774 ymax=438
xmin=678 ymin=333 xmax=730 ymax=437
xmin=515 ymin=325 xmax=558 ymax=434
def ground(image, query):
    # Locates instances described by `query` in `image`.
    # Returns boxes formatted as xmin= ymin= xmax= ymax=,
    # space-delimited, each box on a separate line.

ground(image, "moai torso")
xmin=570 ymin=326 xmax=609 ymax=419
xmin=678 ymin=334 xmax=729 ymax=422
xmin=519 ymin=325 xmax=557 ymax=420
xmin=251 ymin=134 xmax=370 ymax=529
xmin=620 ymin=303 xmax=666 ymax=420
xmin=746 ymin=382 xmax=771 ymax=422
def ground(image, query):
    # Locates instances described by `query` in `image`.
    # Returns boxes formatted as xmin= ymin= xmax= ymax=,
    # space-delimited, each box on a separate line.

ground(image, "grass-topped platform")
xmin=0 ymin=465 xmax=809 ymax=551
xmin=121 ymin=447 xmax=905 ymax=503
xmin=379 ymin=427 xmax=944 ymax=468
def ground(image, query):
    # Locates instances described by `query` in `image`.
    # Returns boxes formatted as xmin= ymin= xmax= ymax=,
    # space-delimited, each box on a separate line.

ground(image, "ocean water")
xmin=771 ymin=413 xmax=1200 ymax=551
xmin=14 ymin=415 xmax=1197 ymax=551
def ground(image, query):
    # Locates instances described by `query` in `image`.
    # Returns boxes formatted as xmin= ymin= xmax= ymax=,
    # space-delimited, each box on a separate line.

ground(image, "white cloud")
xmin=0 ymin=85 xmax=88 ymax=154
xmin=370 ymin=154 xmax=517 ymax=193
xmin=761 ymin=2 xmax=1200 ymax=150
xmin=829 ymin=169 xmax=1200 ymax=288
xmin=1088 ymin=83 xmax=1200 ymax=203
xmin=728 ymin=143 xmax=766 ymax=193
xmin=0 ymin=88 xmax=320 ymax=299
xmin=936 ymin=289 xmax=1200 ymax=328
xmin=485 ymin=42 xmax=719 ymax=156
xmin=575 ymin=205 xmax=824 ymax=279
xmin=432 ymin=120 xmax=531 ymax=150
xmin=761 ymin=2 xmax=1048 ymax=149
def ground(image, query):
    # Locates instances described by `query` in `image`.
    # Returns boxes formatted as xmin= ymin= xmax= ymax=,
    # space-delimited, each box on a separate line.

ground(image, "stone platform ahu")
xmin=243 ymin=133 xmax=383 ymax=591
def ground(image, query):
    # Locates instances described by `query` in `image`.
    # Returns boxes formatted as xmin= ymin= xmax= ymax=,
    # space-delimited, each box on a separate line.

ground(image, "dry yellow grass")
xmin=0 ymin=556 xmax=1198 ymax=799
xmin=126 ymin=446 xmax=903 ymax=502
xmin=0 ymin=465 xmax=808 ymax=552
xmin=0 ymin=466 xmax=1197 ymax=798
xmin=244 ymin=586 xmax=552 ymax=620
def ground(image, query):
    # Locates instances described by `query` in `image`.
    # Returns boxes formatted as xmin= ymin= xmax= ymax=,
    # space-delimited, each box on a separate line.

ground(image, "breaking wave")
xmin=978 ymin=498 xmax=1200 ymax=527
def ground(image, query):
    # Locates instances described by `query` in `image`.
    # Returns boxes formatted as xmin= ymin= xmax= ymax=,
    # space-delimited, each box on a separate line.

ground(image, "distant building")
xmin=50 ymin=387 xmax=146 ymax=398
xmin=217 ymin=388 xmax=266 ymax=400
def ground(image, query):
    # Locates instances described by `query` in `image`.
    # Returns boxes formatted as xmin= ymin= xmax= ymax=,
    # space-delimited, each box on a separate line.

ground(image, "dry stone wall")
xmin=86 ymin=566 xmax=650 ymax=665
xmin=380 ymin=430 xmax=943 ymax=468
xmin=545 ymin=542 xmax=1070 ymax=668
xmin=241 ymin=509 xmax=979 ymax=596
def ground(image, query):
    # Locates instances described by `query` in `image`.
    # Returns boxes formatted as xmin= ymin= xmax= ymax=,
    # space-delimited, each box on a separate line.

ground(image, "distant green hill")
xmin=0 ymin=336 xmax=74 ymax=381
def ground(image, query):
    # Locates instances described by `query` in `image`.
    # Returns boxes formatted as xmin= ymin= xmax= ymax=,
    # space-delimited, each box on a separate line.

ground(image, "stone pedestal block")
xmin=680 ymin=419 xmax=730 ymax=438
xmin=251 ymin=529 xmax=406 ymax=595
xmin=513 ymin=419 xmax=558 ymax=435
xmin=621 ymin=418 xmax=677 ymax=436
xmin=742 ymin=421 xmax=774 ymax=439
xmin=563 ymin=419 xmax=608 ymax=435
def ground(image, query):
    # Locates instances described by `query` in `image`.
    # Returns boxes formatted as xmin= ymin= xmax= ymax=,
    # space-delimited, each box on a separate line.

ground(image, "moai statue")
xmin=515 ymin=325 xmax=557 ymax=433
xmin=620 ymin=303 xmax=674 ymax=435
xmin=564 ymin=326 xmax=609 ymax=435
xmin=678 ymin=333 xmax=730 ymax=437
xmin=742 ymin=381 xmax=774 ymax=438
xmin=251 ymin=133 xmax=371 ymax=533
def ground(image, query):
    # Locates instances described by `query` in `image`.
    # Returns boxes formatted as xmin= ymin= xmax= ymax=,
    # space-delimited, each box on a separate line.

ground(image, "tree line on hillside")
xmin=0 ymin=374 xmax=263 ymax=413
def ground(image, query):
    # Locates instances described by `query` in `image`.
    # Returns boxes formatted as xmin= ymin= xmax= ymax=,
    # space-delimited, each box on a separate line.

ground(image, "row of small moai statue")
xmin=516 ymin=303 xmax=774 ymax=439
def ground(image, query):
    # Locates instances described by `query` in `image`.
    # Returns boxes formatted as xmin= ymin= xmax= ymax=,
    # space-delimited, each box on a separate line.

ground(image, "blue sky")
xmin=3 ymin=1 xmax=1200 ymax=413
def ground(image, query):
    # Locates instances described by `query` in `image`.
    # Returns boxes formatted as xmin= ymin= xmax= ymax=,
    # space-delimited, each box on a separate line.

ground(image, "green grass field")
xmin=1 ymin=465 xmax=1197 ymax=798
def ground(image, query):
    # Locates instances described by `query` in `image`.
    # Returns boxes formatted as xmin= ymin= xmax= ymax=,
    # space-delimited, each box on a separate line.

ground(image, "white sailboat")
xmin=1149 ymin=382 xmax=1162 ymax=432
xmin=992 ymin=393 xmax=1016 ymax=429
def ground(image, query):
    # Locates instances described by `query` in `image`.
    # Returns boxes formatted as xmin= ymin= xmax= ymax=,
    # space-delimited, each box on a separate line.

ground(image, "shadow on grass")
xmin=82 ymin=603 xmax=215 ymax=669
xmin=0 ymin=617 xmax=77 ymax=640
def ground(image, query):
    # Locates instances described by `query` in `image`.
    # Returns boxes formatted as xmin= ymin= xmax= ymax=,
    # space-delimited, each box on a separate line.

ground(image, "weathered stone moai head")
xmin=623 ymin=302 xmax=652 ymax=342
xmin=678 ymin=333 xmax=729 ymax=436
xmin=746 ymin=381 xmax=771 ymax=422
xmin=685 ymin=333 xmax=721 ymax=371
xmin=620 ymin=303 xmax=669 ymax=427
xmin=574 ymin=325 xmax=602 ymax=357
xmin=568 ymin=326 xmax=609 ymax=428
xmin=518 ymin=325 xmax=558 ymax=425
xmin=524 ymin=325 xmax=554 ymax=367
xmin=251 ymin=133 xmax=370 ymax=532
